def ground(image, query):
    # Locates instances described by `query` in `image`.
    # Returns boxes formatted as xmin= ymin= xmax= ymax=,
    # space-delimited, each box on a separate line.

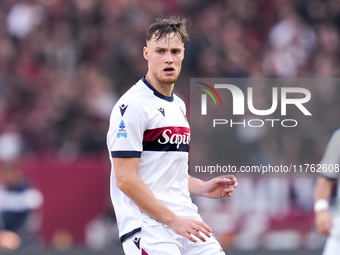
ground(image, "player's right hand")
xmin=315 ymin=210 xmax=332 ymax=235
xmin=168 ymin=216 xmax=212 ymax=243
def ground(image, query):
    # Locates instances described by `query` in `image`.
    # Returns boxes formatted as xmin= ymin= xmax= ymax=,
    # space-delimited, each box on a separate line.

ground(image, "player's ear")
xmin=143 ymin=47 xmax=149 ymax=61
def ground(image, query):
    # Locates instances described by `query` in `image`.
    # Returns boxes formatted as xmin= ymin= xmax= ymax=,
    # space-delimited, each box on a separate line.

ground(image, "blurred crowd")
xmin=0 ymin=0 xmax=340 ymax=251
xmin=0 ymin=0 xmax=339 ymax=160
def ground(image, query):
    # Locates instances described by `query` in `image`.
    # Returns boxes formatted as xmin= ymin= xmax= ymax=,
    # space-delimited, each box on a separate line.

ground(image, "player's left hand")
xmin=201 ymin=175 xmax=238 ymax=198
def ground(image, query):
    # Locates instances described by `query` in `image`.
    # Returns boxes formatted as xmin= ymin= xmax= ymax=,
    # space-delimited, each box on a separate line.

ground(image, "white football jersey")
xmin=107 ymin=77 xmax=199 ymax=242
xmin=319 ymin=129 xmax=340 ymax=239
xmin=320 ymin=129 xmax=340 ymax=180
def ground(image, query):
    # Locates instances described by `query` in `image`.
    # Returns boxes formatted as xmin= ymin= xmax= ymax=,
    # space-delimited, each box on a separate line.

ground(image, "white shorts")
xmin=122 ymin=219 xmax=226 ymax=255
xmin=323 ymin=236 xmax=340 ymax=255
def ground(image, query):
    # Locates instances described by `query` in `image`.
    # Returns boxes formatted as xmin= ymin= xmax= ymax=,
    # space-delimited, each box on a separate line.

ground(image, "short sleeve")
xmin=320 ymin=129 xmax=340 ymax=179
xmin=107 ymin=101 xmax=146 ymax=158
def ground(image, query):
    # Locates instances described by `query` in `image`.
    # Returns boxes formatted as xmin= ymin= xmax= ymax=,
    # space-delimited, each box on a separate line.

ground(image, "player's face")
xmin=144 ymin=33 xmax=184 ymax=88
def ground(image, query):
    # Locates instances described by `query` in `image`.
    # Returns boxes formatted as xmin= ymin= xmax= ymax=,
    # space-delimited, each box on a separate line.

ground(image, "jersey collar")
xmin=142 ymin=77 xmax=174 ymax=102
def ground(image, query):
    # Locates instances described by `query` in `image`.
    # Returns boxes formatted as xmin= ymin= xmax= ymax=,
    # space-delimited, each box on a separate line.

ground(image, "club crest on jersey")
xmin=119 ymin=104 xmax=128 ymax=117
xmin=158 ymin=107 xmax=165 ymax=117
xmin=117 ymin=120 xmax=127 ymax=138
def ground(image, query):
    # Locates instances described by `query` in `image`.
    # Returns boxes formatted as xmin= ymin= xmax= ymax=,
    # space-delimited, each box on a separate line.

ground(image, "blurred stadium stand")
xmin=0 ymin=0 xmax=339 ymax=253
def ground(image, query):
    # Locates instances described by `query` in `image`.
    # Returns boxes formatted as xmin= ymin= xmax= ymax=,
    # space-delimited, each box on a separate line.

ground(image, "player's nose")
xmin=165 ymin=51 xmax=173 ymax=63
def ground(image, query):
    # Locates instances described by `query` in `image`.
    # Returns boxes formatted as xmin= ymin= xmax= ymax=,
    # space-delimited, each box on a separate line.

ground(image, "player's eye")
xmin=157 ymin=49 xmax=165 ymax=54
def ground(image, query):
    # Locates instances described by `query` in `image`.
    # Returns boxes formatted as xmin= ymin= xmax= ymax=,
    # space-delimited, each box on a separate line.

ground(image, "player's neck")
xmin=145 ymin=73 xmax=174 ymax=97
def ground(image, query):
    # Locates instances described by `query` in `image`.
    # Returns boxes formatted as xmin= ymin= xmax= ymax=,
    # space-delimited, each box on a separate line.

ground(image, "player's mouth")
xmin=163 ymin=67 xmax=175 ymax=74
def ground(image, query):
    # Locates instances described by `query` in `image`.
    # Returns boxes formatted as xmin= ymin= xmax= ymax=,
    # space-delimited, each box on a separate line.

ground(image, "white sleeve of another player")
xmin=107 ymin=100 xmax=146 ymax=158
xmin=320 ymin=129 xmax=340 ymax=179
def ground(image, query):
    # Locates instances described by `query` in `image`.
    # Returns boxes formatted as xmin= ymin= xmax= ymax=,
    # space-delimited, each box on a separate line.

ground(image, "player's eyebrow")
xmin=155 ymin=46 xmax=182 ymax=51
xmin=171 ymin=47 xmax=182 ymax=51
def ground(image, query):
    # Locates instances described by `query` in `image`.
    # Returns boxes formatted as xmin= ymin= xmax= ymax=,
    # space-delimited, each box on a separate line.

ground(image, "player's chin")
xmin=161 ymin=74 xmax=179 ymax=84
xmin=161 ymin=77 xmax=177 ymax=85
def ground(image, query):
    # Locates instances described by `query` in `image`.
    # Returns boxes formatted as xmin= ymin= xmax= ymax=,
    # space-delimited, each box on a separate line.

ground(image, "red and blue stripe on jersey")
xmin=143 ymin=126 xmax=190 ymax=152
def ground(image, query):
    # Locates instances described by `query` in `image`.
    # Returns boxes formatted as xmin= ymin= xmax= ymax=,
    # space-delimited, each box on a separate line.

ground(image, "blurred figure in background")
xmin=314 ymin=129 xmax=340 ymax=255
xmin=0 ymin=163 xmax=43 ymax=250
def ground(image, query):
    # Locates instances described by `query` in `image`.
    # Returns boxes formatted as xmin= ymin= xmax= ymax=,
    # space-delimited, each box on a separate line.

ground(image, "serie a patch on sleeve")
xmin=117 ymin=120 xmax=128 ymax=138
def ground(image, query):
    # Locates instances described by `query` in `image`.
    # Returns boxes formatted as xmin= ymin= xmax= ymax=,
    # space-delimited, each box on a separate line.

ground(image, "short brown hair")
xmin=146 ymin=16 xmax=189 ymax=44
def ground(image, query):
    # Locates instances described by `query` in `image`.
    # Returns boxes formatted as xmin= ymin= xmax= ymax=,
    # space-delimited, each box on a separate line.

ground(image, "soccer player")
xmin=107 ymin=16 xmax=238 ymax=255
xmin=314 ymin=128 xmax=340 ymax=255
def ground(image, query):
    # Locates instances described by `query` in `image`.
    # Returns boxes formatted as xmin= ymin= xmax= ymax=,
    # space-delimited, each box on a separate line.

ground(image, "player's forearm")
xmin=314 ymin=177 xmax=333 ymax=201
xmin=116 ymin=170 xmax=179 ymax=227
xmin=314 ymin=177 xmax=334 ymax=214
xmin=188 ymin=176 xmax=204 ymax=197
xmin=314 ymin=177 xmax=334 ymax=235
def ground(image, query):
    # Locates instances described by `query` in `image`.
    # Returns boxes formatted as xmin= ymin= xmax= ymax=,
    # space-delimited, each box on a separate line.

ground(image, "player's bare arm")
xmin=114 ymin=157 xmax=212 ymax=243
xmin=314 ymin=177 xmax=334 ymax=235
xmin=189 ymin=175 xmax=238 ymax=198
